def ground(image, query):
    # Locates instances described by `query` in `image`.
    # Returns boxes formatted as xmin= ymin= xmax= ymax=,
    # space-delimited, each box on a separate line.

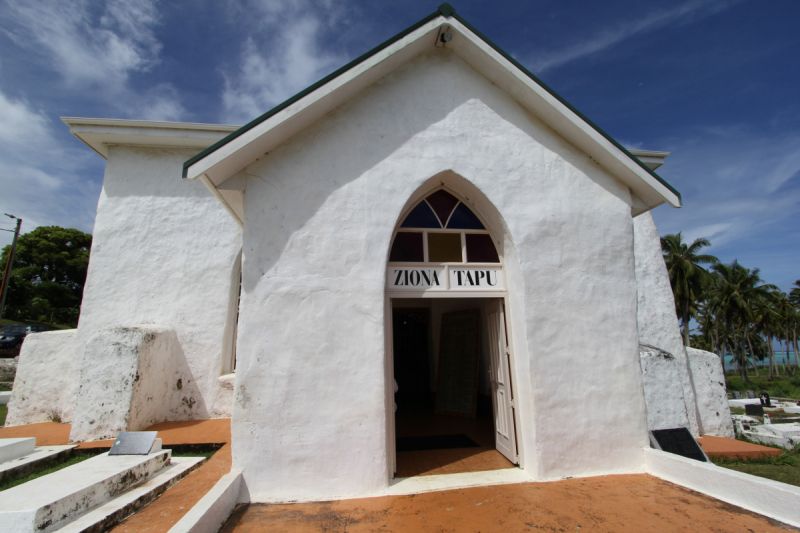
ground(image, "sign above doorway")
xmin=387 ymin=266 xmax=504 ymax=292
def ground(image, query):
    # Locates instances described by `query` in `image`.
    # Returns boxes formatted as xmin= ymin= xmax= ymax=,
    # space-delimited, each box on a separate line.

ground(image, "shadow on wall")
xmin=168 ymin=328 xmax=209 ymax=421
xmin=68 ymin=325 xmax=208 ymax=443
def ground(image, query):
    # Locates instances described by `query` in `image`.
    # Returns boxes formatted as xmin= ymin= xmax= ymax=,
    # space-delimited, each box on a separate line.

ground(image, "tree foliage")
xmin=0 ymin=226 xmax=91 ymax=326
xmin=660 ymin=233 xmax=718 ymax=347
xmin=661 ymin=233 xmax=799 ymax=383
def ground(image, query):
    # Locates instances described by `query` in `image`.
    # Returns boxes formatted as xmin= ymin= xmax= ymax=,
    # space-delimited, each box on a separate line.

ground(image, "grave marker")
xmin=745 ymin=404 xmax=765 ymax=417
xmin=109 ymin=432 xmax=160 ymax=455
xmin=649 ymin=428 xmax=708 ymax=462
xmin=759 ymin=391 xmax=771 ymax=407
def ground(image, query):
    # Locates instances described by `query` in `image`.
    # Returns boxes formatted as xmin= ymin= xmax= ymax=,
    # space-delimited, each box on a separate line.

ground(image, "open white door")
xmin=486 ymin=300 xmax=518 ymax=464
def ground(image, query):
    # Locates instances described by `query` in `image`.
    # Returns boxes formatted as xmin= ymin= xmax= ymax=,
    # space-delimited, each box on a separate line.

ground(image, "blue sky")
xmin=0 ymin=0 xmax=798 ymax=293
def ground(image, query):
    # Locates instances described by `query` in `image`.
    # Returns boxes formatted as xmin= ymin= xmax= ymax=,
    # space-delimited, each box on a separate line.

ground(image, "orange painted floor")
xmin=0 ymin=418 xmax=231 ymax=448
xmin=698 ymin=435 xmax=782 ymax=460
xmin=220 ymin=474 xmax=798 ymax=533
xmin=395 ymin=411 xmax=514 ymax=477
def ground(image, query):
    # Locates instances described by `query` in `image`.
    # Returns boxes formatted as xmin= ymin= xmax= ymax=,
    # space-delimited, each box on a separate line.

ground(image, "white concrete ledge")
xmin=0 ymin=437 xmax=35 ymax=462
xmin=387 ymin=468 xmax=533 ymax=497
xmin=0 ymin=390 xmax=11 ymax=405
xmin=644 ymin=447 xmax=800 ymax=528
xmin=60 ymin=456 xmax=205 ymax=533
xmin=0 ymin=445 xmax=75 ymax=484
xmin=169 ymin=470 xmax=242 ymax=533
xmin=0 ymin=450 xmax=171 ymax=533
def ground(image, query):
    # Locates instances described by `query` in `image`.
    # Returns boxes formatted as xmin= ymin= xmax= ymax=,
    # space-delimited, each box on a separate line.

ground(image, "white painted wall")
xmin=64 ymin=146 xmax=242 ymax=424
xmin=686 ymin=347 xmax=735 ymax=438
xmin=70 ymin=325 xmax=179 ymax=442
xmin=6 ymin=330 xmax=76 ymax=426
xmin=633 ymin=212 xmax=700 ymax=434
xmin=231 ymin=49 xmax=648 ymax=501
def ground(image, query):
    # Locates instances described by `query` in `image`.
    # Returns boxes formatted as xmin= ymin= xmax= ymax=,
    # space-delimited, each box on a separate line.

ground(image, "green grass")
xmin=0 ymin=383 xmax=10 ymax=392
xmin=0 ymin=405 xmax=6 ymax=426
xmin=0 ymin=450 xmax=102 ymax=492
xmin=726 ymin=370 xmax=800 ymax=400
xmin=714 ymin=449 xmax=800 ymax=488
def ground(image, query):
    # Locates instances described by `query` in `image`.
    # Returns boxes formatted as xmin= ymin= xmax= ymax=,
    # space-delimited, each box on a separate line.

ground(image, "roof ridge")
xmin=182 ymin=4 xmax=680 ymax=207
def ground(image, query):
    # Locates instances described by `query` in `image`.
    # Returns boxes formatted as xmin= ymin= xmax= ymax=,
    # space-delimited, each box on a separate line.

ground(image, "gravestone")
xmin=650 ymin=428 xmax=707 ymax=462
xmin=746 ymin=390 xmax=756 ymax=399
xmin=733 ymin=391 xmax=743 ymax=399
xmin=109 ymin=431 xmax=159 ymax=456
xmin=745 ymin=404 xmax=765 ymax=417
xmin=759 ymin=392 xmax=771 ymax=407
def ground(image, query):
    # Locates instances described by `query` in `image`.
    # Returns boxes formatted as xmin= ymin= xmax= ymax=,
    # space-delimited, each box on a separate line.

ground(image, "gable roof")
xmin=184 ymin=3 xmax=681 ymax=225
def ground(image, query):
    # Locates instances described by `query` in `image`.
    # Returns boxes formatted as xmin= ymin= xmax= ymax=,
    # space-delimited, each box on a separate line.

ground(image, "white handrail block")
xmin=169 ymin=470 xmax=243 ymax=533
xmin=644 ymin=447 xmax=800 ymax=528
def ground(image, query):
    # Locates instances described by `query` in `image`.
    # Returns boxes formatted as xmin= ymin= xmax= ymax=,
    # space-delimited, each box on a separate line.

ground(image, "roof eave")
xmin=183 ymin=4 xmax=681 ymax=211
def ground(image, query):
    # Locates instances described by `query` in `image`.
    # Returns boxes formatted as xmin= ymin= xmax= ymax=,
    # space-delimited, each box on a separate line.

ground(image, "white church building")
xmin=7 ymin=4 xmax=732 ymax=503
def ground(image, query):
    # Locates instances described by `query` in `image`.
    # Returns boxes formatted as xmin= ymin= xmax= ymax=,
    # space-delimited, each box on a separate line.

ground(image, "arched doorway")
xmin=385 ymin=186 xmax=519 ymax=479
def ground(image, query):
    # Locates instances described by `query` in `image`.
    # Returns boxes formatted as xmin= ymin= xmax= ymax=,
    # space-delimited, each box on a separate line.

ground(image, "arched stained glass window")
xmin=390 ymin=189 xmax=500 ymax=264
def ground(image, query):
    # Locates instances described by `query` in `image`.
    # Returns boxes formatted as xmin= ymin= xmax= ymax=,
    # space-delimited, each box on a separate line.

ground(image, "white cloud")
xmin=528 ymin=0 xmax=742 ymax=73
xmin=0 ymin=91 xmax=50 ymax=146
xmin=0 ymin=86 xmax=101 ymax=248
xmin=1 ymin=0 xmax=183 ymax=120
xmin=652 ymin=123 xmax=800 ymax=290
xmin=220 ymin=1 xmax=346 ymax=124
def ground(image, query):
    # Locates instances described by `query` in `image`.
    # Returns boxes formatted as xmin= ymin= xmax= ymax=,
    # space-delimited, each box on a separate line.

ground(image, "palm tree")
xmin=790 ymin=280 xmax=800 ymax=307
xmin=707 ymin=261 xmax=777 ymax=383
xmin=661 ymin=233 xmax=718 ymax=347
xmin=752 ymin=293 xmax=781 ymax=380
xmin=773 ymin=292 xmax=797 ymax=376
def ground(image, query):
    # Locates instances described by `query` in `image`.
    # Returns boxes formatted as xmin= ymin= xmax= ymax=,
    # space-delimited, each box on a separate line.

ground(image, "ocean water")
xmin=722 ymin=351 xmax=796 ymax=371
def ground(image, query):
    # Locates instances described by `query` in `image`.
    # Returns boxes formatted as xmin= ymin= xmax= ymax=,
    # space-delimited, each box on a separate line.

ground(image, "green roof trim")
xmin=183 ymin=4 xmax=681 ymax=207
xmin=438 ymin=2 xmax=456 ymax=17
xmin=182 ymin=7 xmax=443 ymax=178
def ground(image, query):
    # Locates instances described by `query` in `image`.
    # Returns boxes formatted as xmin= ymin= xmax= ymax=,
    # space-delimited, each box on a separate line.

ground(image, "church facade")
xmin=8 ymin=5 xmax=730 ymax=503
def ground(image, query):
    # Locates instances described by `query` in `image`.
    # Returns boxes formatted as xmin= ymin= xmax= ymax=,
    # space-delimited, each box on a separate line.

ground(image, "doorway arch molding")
xmin=382 ymin=169 xmax=536 ymax=480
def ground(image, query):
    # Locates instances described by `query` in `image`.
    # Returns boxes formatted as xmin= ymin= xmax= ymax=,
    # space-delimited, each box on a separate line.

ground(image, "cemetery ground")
xmin=722 ymin=369 xmax=800 ymax=488
xmin=726 ymin=370 xmax=800 ymax=400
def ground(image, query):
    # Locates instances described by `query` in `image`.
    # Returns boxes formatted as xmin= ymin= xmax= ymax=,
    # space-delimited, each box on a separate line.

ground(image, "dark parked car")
xmin=0 ymin=324 xmax=49 ymax=350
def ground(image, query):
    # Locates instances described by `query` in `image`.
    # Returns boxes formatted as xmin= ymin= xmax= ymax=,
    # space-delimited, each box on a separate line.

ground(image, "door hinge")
xmin=509 ymin=399 xmax=515 ymax=408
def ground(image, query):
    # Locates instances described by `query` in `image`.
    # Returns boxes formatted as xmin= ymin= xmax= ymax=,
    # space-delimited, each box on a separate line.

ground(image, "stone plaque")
xmin=733 ymin=391 xmax=742 ymax=399
xmin=650 ymin=428 xmax=707 ymax=462
xmin=109 ymin=431 xmax=158 ymax=455
xmin=745 ymin=404 xmax=765 ymax=417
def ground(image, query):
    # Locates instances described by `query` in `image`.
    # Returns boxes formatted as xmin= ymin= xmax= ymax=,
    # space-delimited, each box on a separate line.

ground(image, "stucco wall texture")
xmin=231 ymin=49 xmax=649 ymax=501
xmin=686 ymin=347 xmax=735 ymax=438
xmin=6 ymin=329 xmax=76 ymax=426
xmin=64 ymin=146 xmax=242 ymax=424
xmin=633 ymin=212 xmax=700 ymax=435
xmin=71 ymin=325 xmax=180 ymax=442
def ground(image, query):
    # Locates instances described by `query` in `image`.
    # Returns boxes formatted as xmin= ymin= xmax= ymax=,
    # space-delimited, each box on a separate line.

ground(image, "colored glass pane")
xmin=446 ymin=202 xmax=485 ymax=229
xmin=428 ymin=232 xmax=462 ymax=263
xmin=425 ymin=190 xmax=459 ymax=226
xmin=390 ymin=232 xmax=424 ymax=262
xmin=400 ymin=201 xmax=441 ymax=228
xmin=466 ymin=234 xmax=499 ymax=263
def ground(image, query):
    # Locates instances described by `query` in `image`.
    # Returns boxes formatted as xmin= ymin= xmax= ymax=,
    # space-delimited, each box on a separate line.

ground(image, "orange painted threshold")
xmin=697 ymin=435 xmax=782 ymax=460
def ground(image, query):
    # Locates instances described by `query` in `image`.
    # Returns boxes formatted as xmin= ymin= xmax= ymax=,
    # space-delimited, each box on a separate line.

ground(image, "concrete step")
xmin=0 ymin=444 xmax=76 ymax=484
xmin=59 ymin=456 xmax=205 ymax=533
xmin=0 ymin=450 xmax=171 ymax=533
xmin=0 ymin=437 xmax=35 ymax=462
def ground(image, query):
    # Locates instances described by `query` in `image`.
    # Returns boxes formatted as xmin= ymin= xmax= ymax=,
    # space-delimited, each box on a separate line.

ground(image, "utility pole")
xmin=0 ymin=214 xmax=22 ymax=319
